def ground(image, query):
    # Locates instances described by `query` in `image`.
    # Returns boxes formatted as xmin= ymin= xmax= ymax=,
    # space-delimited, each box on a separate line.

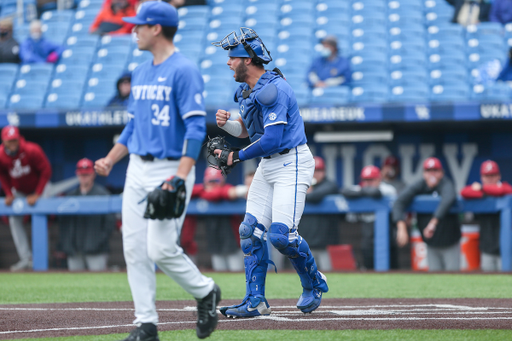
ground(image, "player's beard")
xmin=234 ymin=60 xmax=248 ymax=83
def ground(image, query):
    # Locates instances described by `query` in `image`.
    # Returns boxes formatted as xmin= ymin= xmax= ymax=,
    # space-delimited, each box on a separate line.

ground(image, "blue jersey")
xmin=307 ymin=55 xmax=351 ymax=87
xmin=118 ymin=52 xmax=206 ymax=160
xmin=236 ymin=71 xmax=307 ymax=154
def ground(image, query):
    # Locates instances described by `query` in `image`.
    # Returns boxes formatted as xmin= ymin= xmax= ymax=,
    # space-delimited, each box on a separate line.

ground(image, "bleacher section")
xmin=0 ymin=0 xmax=511 ymax=110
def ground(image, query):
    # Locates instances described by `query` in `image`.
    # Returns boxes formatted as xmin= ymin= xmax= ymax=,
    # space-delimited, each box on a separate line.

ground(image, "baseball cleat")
xmin=297 ymin=271 xmax=329 ymax=313
xmin=196 ymin=283 xmax=221 ymax=339
xmin=119 ymin=324 xmax=160 ymax=341
xmin=220 ymin=295 xmax=271 ymax=318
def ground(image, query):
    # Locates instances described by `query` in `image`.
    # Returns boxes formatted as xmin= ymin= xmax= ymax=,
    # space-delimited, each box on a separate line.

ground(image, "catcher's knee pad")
xmin=239 ymin=213 xmax=271 ymax=297
xmin=269 ymin=223 xmax=302 ymax=258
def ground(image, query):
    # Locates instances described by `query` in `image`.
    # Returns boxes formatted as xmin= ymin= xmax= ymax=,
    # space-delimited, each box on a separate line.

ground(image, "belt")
xmin=139 ymin=154 xmax=180 ymax=161
xmin=263 ymin=149 xmax=290 ymax=159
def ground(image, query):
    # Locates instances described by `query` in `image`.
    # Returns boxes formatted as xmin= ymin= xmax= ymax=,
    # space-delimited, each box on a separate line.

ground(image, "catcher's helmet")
xmin=212 ymin=27 xmax=272 ymax=64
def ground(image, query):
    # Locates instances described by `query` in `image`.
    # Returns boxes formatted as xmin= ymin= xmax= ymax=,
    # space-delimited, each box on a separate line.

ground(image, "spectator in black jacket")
xmin=393 ymin=157 xmax=461 ymax=271
xmin=299 ymin=156 xmax=339 ymax=271
xmin=108 ymin=73 xmax=131 ymax=107
xmin=59 ymin=158 xmax=116 ymax=271
xmin=0 ymin=18 xmax=20 ymax=64
xmin=341 ymin=165 xmax=398 ymax=270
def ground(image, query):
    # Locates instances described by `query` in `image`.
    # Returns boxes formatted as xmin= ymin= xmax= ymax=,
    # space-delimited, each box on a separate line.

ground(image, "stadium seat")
xmin=429 ymin=68 xmax=469 ymax=86
xmin=203 ymin=88 xmax=232 ymax=107
xmin=0 ymin=82 xmax=13 ymax=97
xmin=99 ymin=35 xmax=132 ymax=49
xmin=89 ymin=63 xmax=124 ymax=81
xmin=179 ymin=17 xmax=208 ymax=31
xmin=66 ymin=35 xmax=99 ymax=49
xmin=389 ymin=40 xmax=427 ymax=55
xmin=427 ymin=24 xmax=463 ymax=39
xmin=388 ymin=84 xmax=429 ymax=103
xmin=94 ymin=48 xmax=130 ymax=66
xmin=0 ymin=63 xmax=19 ymax=83
xmin=45 ymin=93 xmax=82 ymax=109
xmin=78 ymin=0 xmax=103 ymax=11
xmin=81 ymin=92 xmax=113 ymax=108
xmin=310 ymin=86 xmax=350 ymax=106
xmin=8 ymin=94 xmax=45 ymax=110
xmin=41 ymin=22 xmax=69 ymax=45
xmin=13 ymin=79 xmax=49 ymax=96
xmin=388 ymin=1 xmax=423 ymax=13
xmin=351 ymin=70 xmax=388 ymax=87
xmin=424 ymin=10 xmax=453 ymax=27
xmin=74 ymin=8 xmax=100 ymax=25
xmin=59 ymin=47 xmax=95 ymax=66
xmin=424 ymin=0 xmax=454 ymax=14
xmin=54 ymin=64 xmax=89 ymax=82
xmin=209 ymin=4 xmax=244 ymax=19
xmin=178 ymin=5 xmax=209 ymax=20
xmin=351 ymin=40 xmax=387 ymax=55
xmin=465 ymin=22 xmax=504 ymax=39
xmin=430 ymin=84 xmax=469 ymax=102
xmin=293 ymin=87 xmax=310 ymax=107
xmin=428 ymin=53 xmax=466 ymax=70
xmin=388 ymin=26 xmax=425 ymax=43
xmin=466 ymin=36 xmax=506 ymax=55
xmin=17 ymin=64 xmax=53 ymax=81
xmin=387 ymin=11 xmax=425 ymax=27
xmin=351 ymin=85 xmax=388 ymax=103
xmin=389 ymin=55 xmax=427 ymax=71
xmin=49 ymin=79 xmax=85 ymax=96
xmin=40 ymin=9 xmax=74 ymax=23
xmin=389 ymin=70 xmax=429 ymax=87
xmin=280 ymin=16 xmax=315 ymax=31
xmin=351 ymin=28 xmax=387 ymax=43
xmin=351 ymin=13 xmax=387 ymax=29
xmin=0 ymin=96 xmax=7 ymax=109
xmin=467 ymin=53 xmax=505 ymax=71
xmin=471 ymin=83 xmax=512 ymax=102
xmin=128 ymin=48 xmax=152 ymax=65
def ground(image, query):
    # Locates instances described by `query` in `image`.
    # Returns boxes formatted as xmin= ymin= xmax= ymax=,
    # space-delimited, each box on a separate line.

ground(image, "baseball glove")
xmin=206 ymin=136 xmax=240 ymax=177
xmin=143 ymin=176 xmax=186 ymax=220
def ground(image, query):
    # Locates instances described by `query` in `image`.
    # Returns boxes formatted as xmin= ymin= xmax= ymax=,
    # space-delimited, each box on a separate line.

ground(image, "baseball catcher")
xmin=206 ymin=136 xmax=240 ymax=177
xmin=144 ymin=176 xmax=186 ymax=220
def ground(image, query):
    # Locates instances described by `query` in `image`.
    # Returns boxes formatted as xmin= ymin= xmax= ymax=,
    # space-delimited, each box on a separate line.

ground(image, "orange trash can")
xmin=411 ymin=229 xmax=428 ymax=271
xmin=460 ymin=225 xmax=480 ymax=271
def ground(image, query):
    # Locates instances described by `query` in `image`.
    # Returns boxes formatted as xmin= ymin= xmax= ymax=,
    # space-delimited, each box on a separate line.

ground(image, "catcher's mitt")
xmin=143 ymin=176 xmax=186 ymax=220
xmin=206 ymin=136 xmax=240 ymax=176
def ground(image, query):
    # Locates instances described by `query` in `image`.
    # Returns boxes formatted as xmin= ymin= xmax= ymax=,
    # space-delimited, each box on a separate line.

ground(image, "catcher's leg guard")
xmin=220 ymin=213 xmax=273 ymax=318
xmin=269 ymin=222 xmax=329 ymax=313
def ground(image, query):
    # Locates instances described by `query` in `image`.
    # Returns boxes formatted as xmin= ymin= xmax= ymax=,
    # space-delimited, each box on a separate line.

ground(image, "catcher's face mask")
xmin=212 ymin=27 xmax=272 ymax=64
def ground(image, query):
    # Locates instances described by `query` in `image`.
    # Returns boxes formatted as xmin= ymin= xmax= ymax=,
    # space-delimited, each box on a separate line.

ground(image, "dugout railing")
xmin=1 ymin=194 xmax=510 ymax=272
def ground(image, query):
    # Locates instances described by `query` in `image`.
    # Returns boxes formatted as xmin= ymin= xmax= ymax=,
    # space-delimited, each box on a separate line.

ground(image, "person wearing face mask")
xmin=307 ymin=35 xmax=351 ymax=88
xmin=392 ymin=157 xmax=461 ymax=271
xmin=461 ymin=160 xmax=512 ymax=271
xmin=89 ymin=0 xmax=135 ymax=35
xmin=19 ymin=20 xmax=64 ymax=64
xmin=0 ymin=18 xmax=20 ymax=64
xmin=0 ymin=126 xmax=52 ymax=271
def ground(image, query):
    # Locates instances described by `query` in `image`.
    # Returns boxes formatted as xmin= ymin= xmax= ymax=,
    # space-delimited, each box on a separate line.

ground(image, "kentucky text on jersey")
xmin=131 ymin=85 xmax=172 ymax=101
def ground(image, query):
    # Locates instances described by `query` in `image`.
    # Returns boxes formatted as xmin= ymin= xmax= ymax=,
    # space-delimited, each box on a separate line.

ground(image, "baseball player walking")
xmin=211 ymin=28 xmax=328 ymax=318
xmin=94 ymin=2 xmax=220 ymax=340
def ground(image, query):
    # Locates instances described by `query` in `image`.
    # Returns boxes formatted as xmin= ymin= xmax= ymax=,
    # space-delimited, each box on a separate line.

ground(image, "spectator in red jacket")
xmin=460 ymin=160 xmax=512 ymax=271
xmin=89 ymin=0 xmax=136 ymax=35
xmin=182 ymin=168 xmax=243 ymax=271
xmin=0 ymin=126 xmax=51 ymax=271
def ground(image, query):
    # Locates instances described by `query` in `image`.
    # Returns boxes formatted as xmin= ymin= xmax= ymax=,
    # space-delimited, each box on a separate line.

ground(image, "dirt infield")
xmin=1 ymin=298 xmax=511 ymax=339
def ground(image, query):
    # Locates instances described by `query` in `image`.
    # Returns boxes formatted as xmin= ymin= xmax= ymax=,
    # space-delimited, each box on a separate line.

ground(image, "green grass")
xmin=13 ymin=330 xmax=512 ymax=341
xmin=1 ymin=272 xmax=511 ymax=340
xmin=0 ymin=272 xmax=511 ymax=304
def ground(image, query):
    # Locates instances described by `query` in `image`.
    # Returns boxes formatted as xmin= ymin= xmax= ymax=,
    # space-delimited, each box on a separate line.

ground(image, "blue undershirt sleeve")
xmin=238 ymin=124 xmax=284 ymax=161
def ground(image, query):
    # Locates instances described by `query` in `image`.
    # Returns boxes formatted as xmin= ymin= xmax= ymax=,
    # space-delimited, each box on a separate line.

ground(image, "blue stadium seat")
xmin=387 ymin=11 xmax=424 ymax=27
xmin=17 ymin=64 xmax=53 ymax=81
xmin=427 ymin=24 xmax=463 ymax=39
xmin=77 ymin=0 xmax=103 ymax=11
xmin=48 ymin=78 xmax=85 ymax=96
xmin=69 ymin=21 xmax=92 ymax=37
xmin=505 ymin=23 xmax=512 ymax=40
xmin=315 ymin=0 xmax=349 ymax=12
xmin=41 ymin=21 xmax=70 ymax=45
xmin=350 ymin=54 xmax=387 ymax=72
xmin=430 ymin=84 xmax=469 ymax=102
xmin=351 ymin=40 xmax=387 ymax=55
xmin=351 ymin=28 xmax=386 ymax=43
xmin=8 ymin=94 xmax=45 ymax=110
xmin=246 ymin=2 xmax=279 ymax=18
xmin=471 ymin=83 xmax=512 ymax=102
xmin=388 ymin=26 xmax=425 ymax=43
xmin=351 ymin=13 xmax=387 ymax=29
xmin=59 ymin=47 xmax=95 ymax=67
xmin=389 ymin=70 xmax=429 ymax=87
xmin=466 ymin=36 xmax=506 ymax=55
xmin=45 ymin=93 xmax=82 ymax=109
xmin=310 ymin=86 xmax=350 ymax=106
xmin=280 ymin=15 xmax=315 ymax=31
xmin=351 ymin=1 xmax=386 ymax=15
xmin=74 ymin=8 xmax=100 ymax=24
xmin=12 ymin=79 xmax=48 ymax=96
xmin=424 ymin=0 xmax=454 ymax=14
xmin=389 ymin=40 xmax=427 ymax=55
xmin=94 ymin=47 xmax=130 ymax=66
xmin=54 ymin=64 xmax=89 ymax=81
xmin=428 ymin=53 xmax=466 ymax=70
xmin=178 ymin=5 xmax=209 ymax=20
xmin=427 ymin=37 xmax=465 ymax=55
xmin=388 ymin=84 xmax=429 ymax=103
xmin=429 ymin=68 xmax=468 ymax=86
xmin=0 ymin=63 xmax=19 ymax=83
xmin=203 ymin=88 xmax=232 ymax=107
xmin=424 ymin=10 xmax=453 ymax=27
xmin=89 ymin=62 xmax=124 ymax=80
xmin=244 ymin=17 xmax=278 ymax=32
xmin=280 ymin=2 xmax=315 ymax=17
xmin=351 ymin=85 xmax=388 ymax=103
xmin=128 ymin=48 xmax=152 ymax=65
xmin=99 ymin=35 xmax=132 ymax=49
xmin=388 ymin=1 xmax=423 ymax=13
xmin=210 ymin=4 xmax=244 ymax=19
xmin=40 ymin=9 xmax=74 ymax=23
xmin=465 ymin=22 xmax=504 ymax=39
xmin=283 ymin=74 xmax=307 ymax=89
xmin=208 ymin=18 xmax=242 ymax=34
xmin=0 ymin=82 xmax=13 ymax=96
xmin=467 ymin=53 xmax=506 ymax=71
xmin=65 ymin=35 xmax=99 ymax=49
xmin=389 ymin=55 xmax=427 ymax=71
xmin=0 ymin=96 xmax=7 ymax=109
xmin=81 ymin=92 xmax=113 ymax=108
xmin=351 ymin=70 xmax=388 ymax=87
xmin=179 ymin=17 xmax=208 ymax=31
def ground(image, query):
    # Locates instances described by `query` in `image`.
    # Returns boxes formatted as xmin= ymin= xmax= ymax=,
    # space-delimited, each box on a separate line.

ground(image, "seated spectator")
xmin=19 ymin=20 xmax=64 ymax=64
xmin=108 ymin=73 xmax=131 ymax=107
xmin=381 ymin=155 xmax=406 ymax=194
xmin=90 ymin=0 xmax=136 ymax=35
xmin=307 ymin=35 xmax=351 ymax=88
xmin=497 ymin=47 xmax=512 ymax=83
xmin=490 ymin=0 xmax=512 ymax=25
xmin=393 ymin=157 xmax=461 ymax=271
xmin=342 ymin=165 xmax=398 ymax=270
xmin=0 ymin=18 xmax=20 ymax=64
xmin=451 ymin=0 xmax=491 ymax=26
xmin=191 ymin=168 xmax=243 ymax=272
xmin=299 ymin=156 xmax=340 ymax=271
xmin=59 ymin=158 xmax=116 ymax=271
xmin=460 ymin=160 xmax=512 ymax=271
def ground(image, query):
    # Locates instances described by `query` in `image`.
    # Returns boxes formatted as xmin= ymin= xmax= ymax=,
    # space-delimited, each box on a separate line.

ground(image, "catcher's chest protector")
xmin=235 ymin=72 xmax=281 ymax=143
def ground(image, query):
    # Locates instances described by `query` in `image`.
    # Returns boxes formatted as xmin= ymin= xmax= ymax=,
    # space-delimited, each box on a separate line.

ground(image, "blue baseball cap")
xmin=123 ymin=1 xmax=179 ymax=27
